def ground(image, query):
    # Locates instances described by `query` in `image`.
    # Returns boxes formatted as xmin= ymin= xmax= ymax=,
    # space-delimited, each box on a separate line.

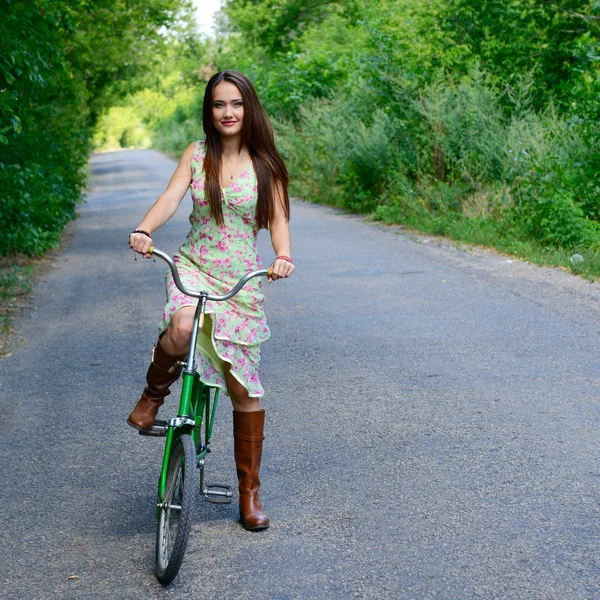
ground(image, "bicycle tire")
xmin=155 ymin=434 xmax=198 ymax=584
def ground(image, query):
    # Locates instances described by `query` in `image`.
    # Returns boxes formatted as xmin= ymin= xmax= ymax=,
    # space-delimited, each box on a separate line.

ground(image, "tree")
xmin=0 ymin=0 xmax=195 ymax=255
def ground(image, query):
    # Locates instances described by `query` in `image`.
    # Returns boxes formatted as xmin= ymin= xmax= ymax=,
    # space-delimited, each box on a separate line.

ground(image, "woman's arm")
xmin=268 ymin=182 xmax=295 ymax=281
xmin=129 ymin=142 xmax=196 ymax=256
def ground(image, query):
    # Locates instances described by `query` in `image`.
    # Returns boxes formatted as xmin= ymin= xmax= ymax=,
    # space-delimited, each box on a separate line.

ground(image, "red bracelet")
xmin=275 ymin=255 xmax=293 ymax=264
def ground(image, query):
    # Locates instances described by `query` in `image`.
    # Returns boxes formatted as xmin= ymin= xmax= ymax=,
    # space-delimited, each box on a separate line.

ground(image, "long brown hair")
xmin=202 ymin=71 xmax=290 ymax=229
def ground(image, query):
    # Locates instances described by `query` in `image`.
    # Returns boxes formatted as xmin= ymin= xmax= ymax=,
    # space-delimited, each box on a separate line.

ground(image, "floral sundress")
xmin=158 ymin=140 xmax=270 ymax=397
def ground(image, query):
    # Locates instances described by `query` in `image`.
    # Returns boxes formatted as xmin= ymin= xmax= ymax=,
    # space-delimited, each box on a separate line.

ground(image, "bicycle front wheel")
xmin=156 ymin=434 xmax=198 ymax=585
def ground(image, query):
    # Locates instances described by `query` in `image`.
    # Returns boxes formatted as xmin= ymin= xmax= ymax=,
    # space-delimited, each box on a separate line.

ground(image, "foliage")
xmin=93 ymin=23 xmax=209 ymax=155
xmin=219 ymin=0 xmax=349 ymax=56
xmin=437 ymin=0 xmax=600 ymax=107
xmin=0 ymin=0 xmax=194 ymax=256
xmin=93 ymin=106 xmax=152 ymax=151
xmin=88 ymin=0 xmax=600 ymax=275
xmin=522 ymin=190 xmax=600 ymax=248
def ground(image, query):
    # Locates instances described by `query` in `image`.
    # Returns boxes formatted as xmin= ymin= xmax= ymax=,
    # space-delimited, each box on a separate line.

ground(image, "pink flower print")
xmin=252 ymin=185 xmax=258 ymax=193
xmin=215 ymin=240 xmax=228 ymax=252
xmin=199 ymin=245 xmax=209 ymax=256
xmin=202 ymin=216 xmax=210 ymax=225
xmin=214 ymin=258 xmax=231 ymax=268
xmin=230 ymin=183 xmax=243 ymax=193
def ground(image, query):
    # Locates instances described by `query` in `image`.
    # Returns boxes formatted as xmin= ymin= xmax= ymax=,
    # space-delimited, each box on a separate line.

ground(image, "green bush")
xmin=337 ymin=109 xmax=400 ymax=212
xmin=520 ymin=190 xmax=600 ymax=249
xmin=93 ymin=106 xmax=151 ymax=151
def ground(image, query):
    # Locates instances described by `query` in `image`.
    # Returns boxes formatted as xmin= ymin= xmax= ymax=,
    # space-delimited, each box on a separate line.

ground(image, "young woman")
xmin=127 ymin=71 xmax=294 ymax=531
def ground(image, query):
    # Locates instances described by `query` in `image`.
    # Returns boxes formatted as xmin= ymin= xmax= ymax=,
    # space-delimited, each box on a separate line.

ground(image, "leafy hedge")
xmin=0 ymin=0 xmax=193 ymax=256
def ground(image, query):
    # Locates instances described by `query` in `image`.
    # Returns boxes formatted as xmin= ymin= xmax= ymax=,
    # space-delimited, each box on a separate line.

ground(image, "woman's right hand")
xmin=129 ymin=230 xmax=153 ymax=259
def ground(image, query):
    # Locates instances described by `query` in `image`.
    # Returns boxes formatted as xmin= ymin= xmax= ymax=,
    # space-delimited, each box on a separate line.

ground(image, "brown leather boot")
xmin=233 ymin=409 xmax=270 ymax=531
xmin=127 ymin=340 xmax=187 ymax=431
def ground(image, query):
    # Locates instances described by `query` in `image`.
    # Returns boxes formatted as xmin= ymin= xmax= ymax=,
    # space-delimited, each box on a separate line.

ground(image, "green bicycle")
xmin=138 ymin=246 xmax=270 ymax=585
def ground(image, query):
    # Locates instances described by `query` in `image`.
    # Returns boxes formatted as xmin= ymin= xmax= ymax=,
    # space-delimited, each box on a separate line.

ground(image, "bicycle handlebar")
xmin=149 ymin=246 xmax=271 ymax=302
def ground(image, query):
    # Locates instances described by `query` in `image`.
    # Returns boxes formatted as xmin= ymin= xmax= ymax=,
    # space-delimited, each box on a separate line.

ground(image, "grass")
xmin=0 ymin=259 xmax=36 ymax=357
xmin=372 ymin=199 xmax=600 ymax=281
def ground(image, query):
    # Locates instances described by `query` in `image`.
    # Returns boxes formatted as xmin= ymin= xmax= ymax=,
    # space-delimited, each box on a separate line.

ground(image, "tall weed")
xmin=414 ymin=69 xmax=507 ymax=186
xmin=277 ymin=93 xmax=406 ymax=211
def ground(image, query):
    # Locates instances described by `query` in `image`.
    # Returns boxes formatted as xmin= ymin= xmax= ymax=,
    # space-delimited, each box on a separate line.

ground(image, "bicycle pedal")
xmin=138 ymin=420 xmax=168 ymax=437
xmin=202 ymin=483 xmax=232 ymax=504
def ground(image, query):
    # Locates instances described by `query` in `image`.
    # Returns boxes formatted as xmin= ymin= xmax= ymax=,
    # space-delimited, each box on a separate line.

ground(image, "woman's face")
xmin=212 ymin=81 xmax=244 ymax=138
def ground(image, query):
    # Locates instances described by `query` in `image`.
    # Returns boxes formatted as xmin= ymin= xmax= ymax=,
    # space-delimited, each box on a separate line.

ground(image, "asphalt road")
xmin=1 ymin=149 xmax=600 ymax=599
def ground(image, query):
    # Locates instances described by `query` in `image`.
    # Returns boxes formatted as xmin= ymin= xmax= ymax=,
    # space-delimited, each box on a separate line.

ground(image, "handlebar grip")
xmin=148 ymin=245 xmax=155 ymax=255
xmin=267 ymin=267 xmax=273 ymax=278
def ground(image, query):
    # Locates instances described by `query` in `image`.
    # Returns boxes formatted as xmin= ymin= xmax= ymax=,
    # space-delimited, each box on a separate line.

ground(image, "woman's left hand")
xmin=269 ymin=257 xmax=295 ymax=282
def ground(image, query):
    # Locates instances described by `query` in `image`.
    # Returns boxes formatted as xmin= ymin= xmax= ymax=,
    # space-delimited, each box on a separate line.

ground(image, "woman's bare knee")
xmin=163 ymin=307 xmax=194 ymax=352
xmin=225 ymin=367 xmax=260 ymax=411
xmin=229 ymin=382 xmax=249 ymax=404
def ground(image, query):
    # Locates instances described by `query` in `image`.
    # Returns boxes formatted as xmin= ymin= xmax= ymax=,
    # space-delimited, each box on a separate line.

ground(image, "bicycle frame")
xmin=149 ymin=247 xmax=269 ymax=509
xmin=157 ymin=298 xmax=221 ymax=506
